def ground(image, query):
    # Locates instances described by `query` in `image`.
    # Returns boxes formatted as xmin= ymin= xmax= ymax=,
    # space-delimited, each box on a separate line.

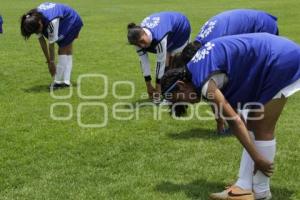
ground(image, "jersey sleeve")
xmin=155 ymin=36 xmax=167 ymax=83
xmin=47 ymin=18 xmax=60 ymax=44
xmin=201 ymin=73 xmax=228 ymax=97
xmin=136 ymin=46 xmax=152 ymax=82
xmin=195 ymin=19 xmax=218 ymax=45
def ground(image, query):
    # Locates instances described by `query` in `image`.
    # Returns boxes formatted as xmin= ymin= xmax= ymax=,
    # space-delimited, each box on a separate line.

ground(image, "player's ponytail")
xmin=127 ymin=22 xmax=143 ymax=45
xmin=127 ymin=22 xmax=137 ymax=30
xmin=181 ymin=41 xmax=202 ymax=64
xmin=20 ymin=9 xmax=43 ymax=39
xmin=170 ymin=41 xmax=202 ymax=69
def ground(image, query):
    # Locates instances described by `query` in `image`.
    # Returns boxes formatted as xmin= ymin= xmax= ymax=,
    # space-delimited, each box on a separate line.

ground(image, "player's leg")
xmin=53 ymin=44 xmax=72 ymax=86
xmin=247 ymin=97 xmax=287 ymax=199
xmin=58 ymin=44 xmax=73 ymax=86
xmin=234 ymin=97 xmax=286 ymax=199
xmin=53 ymin=25 xmax=81 ymax=89
xmin=0 ymin=15 xmax=3 ymax=34
xmin=210 ymin=97 xmax=287 ymax=200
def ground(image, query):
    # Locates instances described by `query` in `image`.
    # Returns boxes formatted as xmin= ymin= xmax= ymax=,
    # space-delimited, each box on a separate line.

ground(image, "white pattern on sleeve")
xmin=136 ymin=46 xmax=151 ymax=77
xmin=47 ymin=18 xmax=60 ymax=44
xmin=155 ymin=36 xmax=167 ymax=80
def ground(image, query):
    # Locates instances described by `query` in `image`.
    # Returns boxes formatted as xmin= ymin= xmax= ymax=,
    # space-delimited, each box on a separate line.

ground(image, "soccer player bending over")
xmin=20 ymin=2 xmax=83 ymax=90
xmin=175 ymin=9 xmax=279 ymax=135
xmin=161 ymin=33 xmax=300 ymax=200
xmin=127 ymin=12 xmax=191 ymax=100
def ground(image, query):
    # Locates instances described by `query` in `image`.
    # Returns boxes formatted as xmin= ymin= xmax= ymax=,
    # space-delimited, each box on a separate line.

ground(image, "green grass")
xmin=1 ymin=0 xmax=300 ymax=199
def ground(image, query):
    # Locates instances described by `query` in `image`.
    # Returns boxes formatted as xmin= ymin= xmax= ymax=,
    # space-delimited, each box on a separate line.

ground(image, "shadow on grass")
xmin=22 ymin=84 xmax=49 ymax=93
xmin=23 ymin=83 xmax=77 ymax=93
xmin=167 ymin=128 xmax=232 ymax=140
xmin=156 ymin=179 xmax=294 ymax=200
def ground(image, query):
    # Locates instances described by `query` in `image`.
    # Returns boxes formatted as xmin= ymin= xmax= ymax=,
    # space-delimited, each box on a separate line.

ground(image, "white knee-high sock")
xmin=235 ymin=131 xmax=255 ymax=190
xmin=63 ymin=55 xmax=72 ymax=85
xmin=253 ymin=139 xmax=276 ymax=198
xmin=55 ymin=55 xmax=69 ymax=84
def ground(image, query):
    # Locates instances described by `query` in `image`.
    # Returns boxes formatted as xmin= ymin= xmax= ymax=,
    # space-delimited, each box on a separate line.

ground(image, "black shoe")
xmin=49 ymin=83 xmax=70 ymax=91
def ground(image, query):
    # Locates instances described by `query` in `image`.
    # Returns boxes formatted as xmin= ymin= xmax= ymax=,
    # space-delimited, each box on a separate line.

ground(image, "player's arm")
xmin=155 ymin=36 xmax=167 ymax=94
xmin=37 ymin=34 xmax=55 ymax=77
xmin=203 ymin=74 xmax=229 ymax=134
xmin=48 ymin=43 xmax=55 ymax=77
xmin=210 ymin=104 xmax=227 ymax=134
xmin=47 ymin=18 xmax=60 ymax=77
xmin=38 ymin=35 xmax=50 ymax=63
xmin=136 ymin=46 xmax=155 ymax=98
xmin=206 ymin=79 xmax=274 ymax=176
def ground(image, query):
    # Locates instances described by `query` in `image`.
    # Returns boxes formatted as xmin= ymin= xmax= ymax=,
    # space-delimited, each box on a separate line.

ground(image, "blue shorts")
xmin=57 ymin=25 xmax=83 ymax=48
xmin=0 ymin=21 xmax=3 ymax=33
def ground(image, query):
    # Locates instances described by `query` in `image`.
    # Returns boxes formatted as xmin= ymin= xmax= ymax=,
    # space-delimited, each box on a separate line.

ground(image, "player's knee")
xmin=254 ymin=130 xmax=275 ymax=140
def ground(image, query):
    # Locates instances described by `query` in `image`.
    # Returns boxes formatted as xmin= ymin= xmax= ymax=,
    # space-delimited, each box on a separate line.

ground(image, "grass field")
xmin=0 ymin=0 xmax=300 ymax=199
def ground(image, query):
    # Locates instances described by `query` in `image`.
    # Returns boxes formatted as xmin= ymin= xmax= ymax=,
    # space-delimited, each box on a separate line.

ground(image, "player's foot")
xmin=209 ymin=185 xmax=254 ymax=200
xmin=255 ymin=190 xmax=272 ymax=200
xmin=49 ymin=83 xmax=70 ymax=90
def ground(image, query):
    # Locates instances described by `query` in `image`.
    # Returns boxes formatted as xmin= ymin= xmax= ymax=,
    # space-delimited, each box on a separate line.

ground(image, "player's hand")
xmin=254 ymin=157 xmax=274 ymax=177
xmin=216 ymin=118 xmax=226 ymax=133
xmin=48 ymin=62 xmax=56 ymax=78
xmin=146 ymin=83 xmax=156 ymax=99
xmin=152 ymin=83 xmax=162 ymax=103
xmin=216 ymin=119 xmax=231 ymax=135
xmin=155 ymin=83 xmax=161 ymax=94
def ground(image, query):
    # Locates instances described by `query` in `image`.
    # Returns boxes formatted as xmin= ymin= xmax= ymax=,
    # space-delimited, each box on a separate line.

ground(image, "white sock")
xmin=235 ymin=131 xmax=255 ymax=190
xmin=63 ymin=55 xmax=72 ymax=85
xmin=55 ymin=55 xmax=69 ymax=84
xmin=253 ymin=139 xmax=276 ymax=198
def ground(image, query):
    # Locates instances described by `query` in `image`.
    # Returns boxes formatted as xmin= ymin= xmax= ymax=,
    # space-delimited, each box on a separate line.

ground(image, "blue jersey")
xmin=187 ymin=33 xmax=300 ymax=108
xmin=140 ymin=12 xmax=191 ymax=53
xmin=195 ymin=9 xmax=278 ymax=45
xmin=37 ymin=2 xmax=83 ymax=41
xmin=0 ymin=15 xmax=3 ymax=33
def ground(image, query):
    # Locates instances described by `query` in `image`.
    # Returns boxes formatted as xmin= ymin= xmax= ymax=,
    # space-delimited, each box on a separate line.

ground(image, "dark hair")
xmin=181 ymin=41 xmax=202 ymax=64
xmin=170 ymin=41 xmax=201 ymax=69
xmin=170 ymin=104 xmax=189 ymax=117
xmin=161 ymin=67 xmax=186 ymax=94
xmin=20 ymin=9 xmax=43 ymax=39
xmin=161 ymin=67 xmax=192 ymax=117
xmin=127 ymin=22 xmax=143 ymax=45
xmin=171 ymin=53 xmax=185 ymax=69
